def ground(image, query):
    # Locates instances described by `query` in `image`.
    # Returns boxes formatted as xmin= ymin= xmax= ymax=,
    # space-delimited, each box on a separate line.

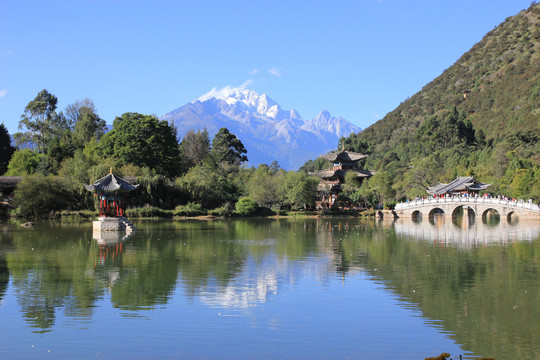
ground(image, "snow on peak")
xmin=196 ymin=80 xmax=252 ymax=103
xmin=315 ymin=109 xmax=332 ymax=121
xmin=290 ymin=109 xmax=301 ymax=119
xmin=196 ymin=83 xmax=283 ymax=119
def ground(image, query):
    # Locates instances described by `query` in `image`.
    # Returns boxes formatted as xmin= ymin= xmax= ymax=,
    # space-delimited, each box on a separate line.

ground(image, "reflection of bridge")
xmin=395 ymin=197 xmax=540 ymax=221
xmin=393 ymin=217 xmax=540 ymax=246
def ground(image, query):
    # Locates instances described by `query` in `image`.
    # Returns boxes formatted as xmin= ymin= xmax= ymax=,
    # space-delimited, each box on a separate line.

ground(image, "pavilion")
xmin=85 ymin=171 xmax=138 ymax=232
xmin=311 ymin=150 xmax=373 ymax=208
xmin=427 ymin=176 xmax=491 ymax=196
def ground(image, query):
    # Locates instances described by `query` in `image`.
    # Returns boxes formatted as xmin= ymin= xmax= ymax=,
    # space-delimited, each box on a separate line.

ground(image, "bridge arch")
xmin=482 ymin=208 xmax=500 ymax=225
xmin=451 ymin=206 xmax=462 ymax=218
xmin=450 ymin=205 xmax=476 ymax=218
xmin=412 ymin=210 xmax=423 ymax=223
xmin=428 ymin=208 xmax=445 ymax=225
xmin=451 ymin=205 xmax=476 ymax=228
xmin=507 ymin=211 xmax=519 ymax=224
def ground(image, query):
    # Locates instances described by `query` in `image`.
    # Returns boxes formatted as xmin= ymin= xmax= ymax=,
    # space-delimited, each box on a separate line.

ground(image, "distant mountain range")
xmin=160 ymin=89 xmax=361 ymax=170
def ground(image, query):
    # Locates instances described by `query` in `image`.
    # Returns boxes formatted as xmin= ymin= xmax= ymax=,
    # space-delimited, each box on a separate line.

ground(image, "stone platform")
xmin=92 ymin=217 xmax=135 ymax=232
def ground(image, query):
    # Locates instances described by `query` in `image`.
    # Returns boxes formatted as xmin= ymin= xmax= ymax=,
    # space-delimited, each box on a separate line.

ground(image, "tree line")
xmin=336 ymin=105 xmax=540 ymax=205
xmin=333 ymin=3 xmax=540 ymax=204
xmin=0 ymin=89 xmax=319 ymax=218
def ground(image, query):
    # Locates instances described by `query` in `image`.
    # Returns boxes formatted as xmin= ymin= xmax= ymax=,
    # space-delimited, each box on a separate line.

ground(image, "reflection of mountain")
xmin=3 ymin=218 xmax=540 ymax=360
xmin=393 ymin=218 xmax=540 ymax=246
xmin=197 ymin=252 xmax=335 ymax=309
xmin=197 ymin=257 xmax=279 ymax=309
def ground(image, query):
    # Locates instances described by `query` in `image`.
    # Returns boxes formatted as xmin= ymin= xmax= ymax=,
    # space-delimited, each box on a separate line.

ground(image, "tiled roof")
xmin=427 ymin=176 xmax=491 ymax=195
xmin=321 ymin=151 xmax=367 ymax=162
xmin=85 ymin=173 xmax=139 ymax=193
xmin=0 ymin=176 xmax=22 ymax=188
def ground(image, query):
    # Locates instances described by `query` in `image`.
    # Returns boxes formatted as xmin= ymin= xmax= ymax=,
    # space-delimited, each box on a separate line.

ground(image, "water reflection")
xmin=366 ymin=218 xmax=540 ymax=360
xmin=93 ymin=229 xmax=134 ymax=245
xmin=0 ymin=254 xmax=8 ymax=302
xmin=394 ymin=216 xmax=540 ymax=246
xmin=1 ymin=219 xmax=540 ymax=359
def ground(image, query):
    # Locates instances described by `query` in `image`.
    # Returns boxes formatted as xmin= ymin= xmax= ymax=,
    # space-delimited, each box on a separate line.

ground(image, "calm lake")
xmin=1 ymin=217 xmax=539 ymax=359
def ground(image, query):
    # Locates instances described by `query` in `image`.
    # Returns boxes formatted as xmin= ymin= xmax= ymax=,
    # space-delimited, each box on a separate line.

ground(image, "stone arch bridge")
xmin=394 ymin=197 xmax=540 ymax=221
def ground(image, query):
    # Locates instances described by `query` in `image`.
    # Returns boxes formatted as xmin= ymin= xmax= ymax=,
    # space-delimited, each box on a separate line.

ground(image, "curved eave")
xmin=321 ymin=151 xmax=367 ymax=162
xmin=85 ymin=173 xmax=139 ymax=193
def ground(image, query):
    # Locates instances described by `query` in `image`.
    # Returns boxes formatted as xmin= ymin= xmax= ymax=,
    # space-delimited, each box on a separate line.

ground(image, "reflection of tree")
xmin=172 ymin=219 xmax=326 ymax=297
xmin=14 ymin=215 xmax=540 ymax=354
xmin=181 ymin=219 xmax=333 ymax=307
xmin=338 ymin=223 xmax=540 ymax=360
xmin=110 ymin=237 xmax=179 ymax=311
xmin=0 ymin=254 xmax=9 ymax=302
xmin=13 ymin=262 xmax=69 ymax=332
xmin=174 ymin=221 xmax=247 ymax=296
xmin=6 ymin=222 xmax=104 ymax=330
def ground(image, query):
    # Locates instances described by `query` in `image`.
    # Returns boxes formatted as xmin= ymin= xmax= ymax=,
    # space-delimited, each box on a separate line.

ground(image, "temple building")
xmin=427 ymin=176 xmax=491 ymax=196
xmin=311 ymin=150 xmax=373 ymax=209
xmin=85 ymin=171 xmax=138 ymax=232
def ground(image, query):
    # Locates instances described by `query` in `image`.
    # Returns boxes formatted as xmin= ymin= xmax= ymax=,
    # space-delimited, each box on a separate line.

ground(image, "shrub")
xmin=207 ymin=202 xmax=234 ymax=217
xmin=13 ymin=174 xmax=75 ymax=218
xmin=128 ymin=206 xmax=172 ymax=218
xmin=235 ymin=197 xmax=258 ymax=216
xmin=384 ymin=200 xmax=397 ymax=209
xmin=254 ymin=206 xmax=275 ymax=216
xmin=174 ymin=202 xmax=206 ymax=217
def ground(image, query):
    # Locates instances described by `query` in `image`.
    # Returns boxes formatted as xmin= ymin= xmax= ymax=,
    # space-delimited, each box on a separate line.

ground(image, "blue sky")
xmin=0 ymin=0 xmax=534 ymax=135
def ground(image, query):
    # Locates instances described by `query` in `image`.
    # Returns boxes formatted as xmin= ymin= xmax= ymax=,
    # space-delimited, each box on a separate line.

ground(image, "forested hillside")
xmin=341 ymin=3 xmax=540 ymax=201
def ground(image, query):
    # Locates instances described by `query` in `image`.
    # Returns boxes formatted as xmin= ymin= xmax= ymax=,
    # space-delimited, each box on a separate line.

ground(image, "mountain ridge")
xmin=339 ymin=2 xmax=540 ymax=200
xmin=162 ymin=89 xmax=361 ymax=170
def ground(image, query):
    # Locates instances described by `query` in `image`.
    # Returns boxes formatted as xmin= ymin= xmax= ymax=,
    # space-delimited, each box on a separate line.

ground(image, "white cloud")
xmin=372 ymin=113 xmax=380 ymax=119
xmin=196 ymin=80 xmax=253 ymax=102
xmin=1 ymin=51 xmax=12 ymax=60
xmin=0 ymin=89 xmax=7 ymax=98
xmin=249 ymin=69 xmax=259 ymax=75
xmin=268 ymin=67 xmax=282 ymax=77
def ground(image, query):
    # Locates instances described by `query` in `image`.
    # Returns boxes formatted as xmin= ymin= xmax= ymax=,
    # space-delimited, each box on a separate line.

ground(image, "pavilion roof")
xmin=0 ymin=176 xmax=22 ymax=189
xmin=85 ymin=173 xmax=139 ymax=193
xmin=321 ymin=150 xmax=367 ymax=163
xmin=427 ymin=176 xmax=491 ymax=195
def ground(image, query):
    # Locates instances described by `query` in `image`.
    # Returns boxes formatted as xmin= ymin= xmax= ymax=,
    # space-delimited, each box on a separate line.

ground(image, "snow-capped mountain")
xmin=161 ymin=88 xmax=361 ymax=170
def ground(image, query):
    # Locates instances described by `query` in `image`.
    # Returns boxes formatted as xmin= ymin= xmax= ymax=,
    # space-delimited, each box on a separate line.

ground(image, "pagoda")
xmin=85 ymin=170 xmax=138 ymax=232
xmin=311 ymin=150 xmax=373 ymax=208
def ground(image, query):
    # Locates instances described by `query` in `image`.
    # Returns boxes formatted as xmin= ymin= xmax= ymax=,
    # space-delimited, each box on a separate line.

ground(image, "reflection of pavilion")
xmin=92 ymin=232 xmax=135 ymax=292
xmin=93 ymin=229 xmax=134 ymax=244
xmin=393 ymin=218 xmax=540 ymax=246
xmin=93 ymin=232 xmax=133 ymax=266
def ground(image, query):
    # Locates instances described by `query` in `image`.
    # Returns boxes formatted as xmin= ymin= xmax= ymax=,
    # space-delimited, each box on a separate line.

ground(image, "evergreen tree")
xmin=180 ymin=128 xmax=211 ymax=168
xmin=0 ymin=123 xmax=15 ymax=175
xmin=211 ymin=128 xmax=248 ymax=165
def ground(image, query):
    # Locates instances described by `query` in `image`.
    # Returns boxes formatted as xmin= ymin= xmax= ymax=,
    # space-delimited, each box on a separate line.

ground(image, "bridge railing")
xmin=395 ymin=196 xmax=540 ymax=211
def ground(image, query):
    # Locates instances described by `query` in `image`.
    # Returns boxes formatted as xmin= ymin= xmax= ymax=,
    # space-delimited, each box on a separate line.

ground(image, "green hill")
xmin=341 ymin=3 xmax=540 ymax=201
